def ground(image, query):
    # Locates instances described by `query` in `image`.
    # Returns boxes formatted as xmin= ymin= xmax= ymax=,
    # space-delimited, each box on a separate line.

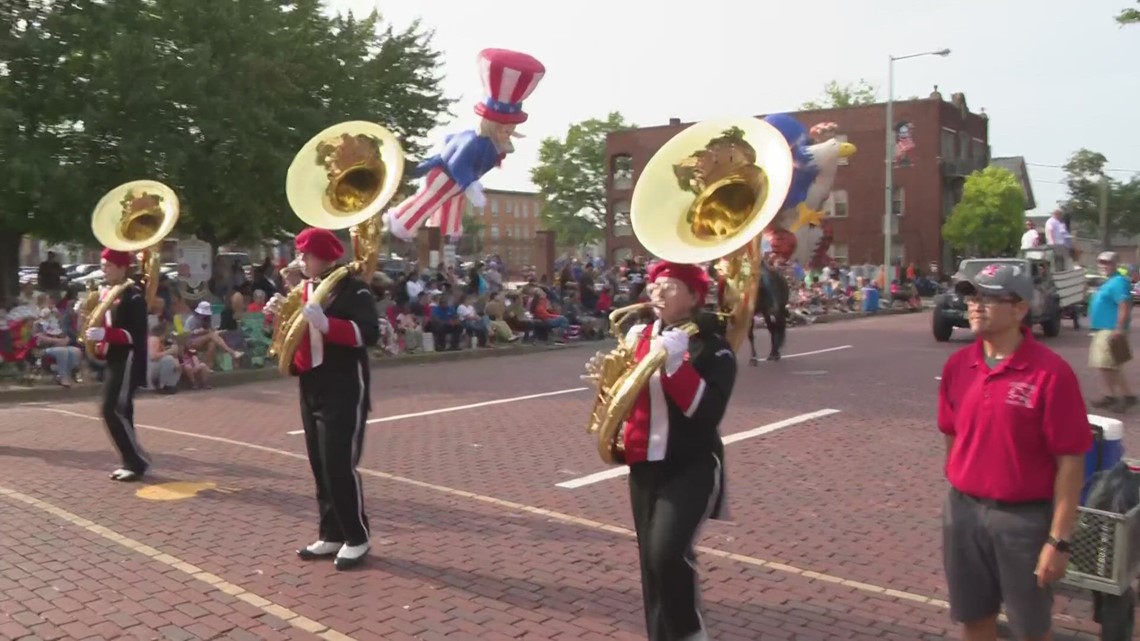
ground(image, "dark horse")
xmin=747 ymin=260 xmax=790 ymax=364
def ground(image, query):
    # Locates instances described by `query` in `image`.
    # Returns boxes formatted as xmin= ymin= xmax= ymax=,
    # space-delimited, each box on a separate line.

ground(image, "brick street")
xmin=0 ymin=312 xmax=1129 ymax=640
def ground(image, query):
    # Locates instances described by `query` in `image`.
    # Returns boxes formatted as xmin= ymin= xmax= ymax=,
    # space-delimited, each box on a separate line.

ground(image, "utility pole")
xmin=1099 ymin=177 xmax=1110 ymax=252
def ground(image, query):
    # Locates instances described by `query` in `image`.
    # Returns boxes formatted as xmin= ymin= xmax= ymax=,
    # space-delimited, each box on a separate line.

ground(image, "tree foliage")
xmin=801 ymin=79 xmax=879 ymax=110
xmin=1118 ymin=1 xmax=1140 ymax=24
xmin=0 ymin=0 xmax=451 ymax=300
xmin=942 ymin=166 xmax=1026 ymax=257
xmin=1057 ymin=148 xmax=1140 ymax=238
xmin=529 ymin=111 xmax=633 ymax=249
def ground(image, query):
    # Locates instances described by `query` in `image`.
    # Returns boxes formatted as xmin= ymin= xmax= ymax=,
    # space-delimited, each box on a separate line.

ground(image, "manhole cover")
xmin=792 ymin=370 xmax=828 ymax=376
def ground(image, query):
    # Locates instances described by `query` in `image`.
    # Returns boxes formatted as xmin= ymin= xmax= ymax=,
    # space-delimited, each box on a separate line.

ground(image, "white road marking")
xmin=284 ymin=386 xmax=590 ymax=434
xmin=556 ymin=408 xmax=842 ymax=489
xmin=935 ymin=376 xmax=941 ymax=381
xmin=780 ymin=345 xmax=853 ymax=359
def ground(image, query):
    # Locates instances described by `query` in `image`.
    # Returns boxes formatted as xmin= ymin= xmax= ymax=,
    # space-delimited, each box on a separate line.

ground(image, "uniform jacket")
xmin=93 ymin=282 xmax=148 ymax=389
xmin=290 ymin=272 xmax=381 ymax=408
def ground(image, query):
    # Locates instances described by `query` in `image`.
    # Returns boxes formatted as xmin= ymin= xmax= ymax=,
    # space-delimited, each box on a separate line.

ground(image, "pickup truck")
xmin=933 ymin=247 xmax=1086 ymax=341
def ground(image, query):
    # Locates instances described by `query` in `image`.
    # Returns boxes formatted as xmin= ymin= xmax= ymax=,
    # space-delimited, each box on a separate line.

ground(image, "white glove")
xmin=85 ymin=327 xmax=105 ymax=342
xmin=301 ymin=302 xmax=329 ymax=334
xmin=658 ymin=328 xmax=689 ymax=376
xmin=465 ymin=181 xmax=487 ymax=209
xmin=265 ymin=293 xmax=286 ymax=316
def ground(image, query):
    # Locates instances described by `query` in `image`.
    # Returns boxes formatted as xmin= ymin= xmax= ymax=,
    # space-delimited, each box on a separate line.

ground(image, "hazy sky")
xmin=330 ymin=0 xmax=1139 ymax=217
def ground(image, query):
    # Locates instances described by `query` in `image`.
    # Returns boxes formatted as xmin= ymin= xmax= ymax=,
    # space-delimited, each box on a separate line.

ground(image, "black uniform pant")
xmin=629 ymin=454 xmax=721 ymax=641
xmin=299 ymin=371 xmax=369 ymax=546
xmin=101 ymin=356 xmax=149 ymax=473
xmin=761 ymin=306 xmax=787 ymax=357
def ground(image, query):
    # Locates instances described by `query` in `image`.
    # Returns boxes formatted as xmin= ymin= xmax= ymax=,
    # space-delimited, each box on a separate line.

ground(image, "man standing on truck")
xmin=1088 ymin=251 xmax=1134 ymax=412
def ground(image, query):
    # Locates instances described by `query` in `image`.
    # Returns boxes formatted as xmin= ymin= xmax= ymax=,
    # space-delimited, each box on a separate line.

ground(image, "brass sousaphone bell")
xmin=270 ymin=121 xmax=405 ymax=374
xmin=79 ymin=180 xmax=180 ymax=360
xmin=582 ymin=117 xmax=794 ymax=463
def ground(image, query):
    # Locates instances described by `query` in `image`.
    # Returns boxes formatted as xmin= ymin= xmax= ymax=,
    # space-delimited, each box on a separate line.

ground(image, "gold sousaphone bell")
xmin=80 ymin=180 xmax=181 ymax=359
xmin=583 ymin=117 xmax=795 ymax=464
xmin=270 ymin=121 xmax=405 ymax=374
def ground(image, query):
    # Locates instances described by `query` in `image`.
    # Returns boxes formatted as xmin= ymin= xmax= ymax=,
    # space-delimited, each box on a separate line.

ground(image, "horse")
xmin=747 ymin=260 xmax=790 ymax=364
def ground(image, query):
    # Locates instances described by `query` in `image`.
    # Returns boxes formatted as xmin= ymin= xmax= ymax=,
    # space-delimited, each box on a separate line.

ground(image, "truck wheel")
xmin=1041 ymin=298 xmax=1062 ymax=338
xmin=933 ymin=311 xmax=953 ymax=342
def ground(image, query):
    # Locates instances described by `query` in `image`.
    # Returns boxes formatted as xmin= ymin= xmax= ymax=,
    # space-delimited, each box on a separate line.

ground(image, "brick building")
xmin=604 ymin=88 xmax=993 ymax=273
xmin=467 ymin=188 xmax=544 ymax=267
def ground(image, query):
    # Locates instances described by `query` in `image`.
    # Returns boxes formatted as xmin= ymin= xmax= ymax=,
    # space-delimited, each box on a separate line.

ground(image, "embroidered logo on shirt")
xmin=1006 ymin=382 xmax=1036 ymax=409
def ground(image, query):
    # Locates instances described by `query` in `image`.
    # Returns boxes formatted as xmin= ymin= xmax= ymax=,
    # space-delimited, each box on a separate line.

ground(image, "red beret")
xmin=647 ymin=261 xmax=710 ymax=301
xmin=100 ymin=248 xmax=133 ymax=268
xmin=294 ymin=228 xmax=344 ymax=262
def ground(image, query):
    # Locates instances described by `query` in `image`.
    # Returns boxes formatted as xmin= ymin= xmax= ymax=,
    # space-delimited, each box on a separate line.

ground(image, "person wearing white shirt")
xmin=456 ymin=295 xmax=488 ymax=347
xmin=405 ymin=278 xmax=424 ymax=301
xmin=1021 ymin=220 xmax=1042 ymax=250
xmin=1044 ymin=210 xmax=1070 ymax=248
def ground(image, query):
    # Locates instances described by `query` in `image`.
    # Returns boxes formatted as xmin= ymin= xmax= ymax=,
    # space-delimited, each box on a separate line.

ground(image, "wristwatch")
xmin=1048 ymin=536 xmax=1072 ymax=553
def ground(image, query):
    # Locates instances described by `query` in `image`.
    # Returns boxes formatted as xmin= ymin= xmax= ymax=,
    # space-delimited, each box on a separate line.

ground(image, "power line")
xmin=1025 ymin=162 xmax=1140 ymax=175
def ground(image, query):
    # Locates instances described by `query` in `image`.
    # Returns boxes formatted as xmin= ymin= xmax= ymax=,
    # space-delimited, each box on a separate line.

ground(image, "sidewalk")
xmin=0 ymin=307 xmax=927 ymax=406
xmin=0 ymin=340 xmax=589 ymax=406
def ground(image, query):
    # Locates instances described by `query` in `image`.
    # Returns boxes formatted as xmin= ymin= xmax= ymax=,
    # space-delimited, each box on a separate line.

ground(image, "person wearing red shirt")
xmin=265 ymin=228 xmax=380 ymax=570
xmin=612 ymin=260 xmax=736 ymax=641
xmin=938 ymin=263 xmax=1091 ymax=641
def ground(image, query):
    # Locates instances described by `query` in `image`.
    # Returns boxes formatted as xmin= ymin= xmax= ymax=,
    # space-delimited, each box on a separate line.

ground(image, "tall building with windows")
xmin=465 ymin=188 xmax=544 ymax=267
xmin=603 ymin=89 xmax=1007 ymax=273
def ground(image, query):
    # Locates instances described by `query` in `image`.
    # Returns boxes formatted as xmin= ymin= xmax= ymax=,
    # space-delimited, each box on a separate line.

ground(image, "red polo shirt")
xmin=937 ymin=327 xmax=1092 ymax=502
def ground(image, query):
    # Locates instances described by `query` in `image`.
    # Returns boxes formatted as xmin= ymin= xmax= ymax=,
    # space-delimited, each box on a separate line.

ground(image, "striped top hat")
xmin=474 ymin=48 xmax=545 ymax=125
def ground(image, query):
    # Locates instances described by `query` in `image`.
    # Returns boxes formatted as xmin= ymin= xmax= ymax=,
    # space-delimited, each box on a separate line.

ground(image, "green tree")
xmin=942 ymin=166 xmax=1026 ymax=257
xmin=1057 ymin=148 xmax=1140 ymax=238
xmin=1118 ymin=1 xmax=1140 ymax=24
xmin=456 ymin=211 xmax=485 ymax=256
xmin=801 ymin=79 xmax=879 ymax=110
xmin=530 ymin=111 xmax=633 ymax=249
xmin=0 ymin=0 xmax=451 ymax=299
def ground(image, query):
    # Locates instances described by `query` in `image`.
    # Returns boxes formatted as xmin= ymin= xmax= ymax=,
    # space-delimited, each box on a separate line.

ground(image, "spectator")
xmin=1088 ymin=251 xmax=1134 ymax=412
xmin=147 ymin=323 xmax=181 ymax=393
xmin=430 ymin=294 xmax=464 ymax=351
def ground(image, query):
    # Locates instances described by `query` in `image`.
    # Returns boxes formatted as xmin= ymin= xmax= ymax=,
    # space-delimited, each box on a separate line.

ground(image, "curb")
xmin=0 ymin=340 xmax=593 ymax=406
xmin=805 ymin=306 xmax=927 ymax=325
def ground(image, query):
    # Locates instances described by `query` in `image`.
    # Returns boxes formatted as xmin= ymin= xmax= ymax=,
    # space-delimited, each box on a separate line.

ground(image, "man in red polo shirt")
xmin=938 ymin=262 xmax=1091 ymax=641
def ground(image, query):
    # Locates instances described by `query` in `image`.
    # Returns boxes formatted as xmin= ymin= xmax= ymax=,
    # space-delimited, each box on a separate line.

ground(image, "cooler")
xmin=861 ymin=287 xmax=880 ymax=313
xmin=1083 ymin=414 xmax=1125 ymax=504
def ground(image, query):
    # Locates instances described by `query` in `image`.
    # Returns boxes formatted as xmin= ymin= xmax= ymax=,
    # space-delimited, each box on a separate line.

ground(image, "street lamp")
xmin=884 ymin=48 xmax=950 ymax=285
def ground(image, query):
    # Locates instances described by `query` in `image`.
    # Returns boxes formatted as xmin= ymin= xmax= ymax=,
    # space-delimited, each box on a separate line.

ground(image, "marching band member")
xmin=85 ymin=249 xmax=151 ymax=482
xmin=621 ymin=260 xmax=737 ymax=641
xmin=266 ymin=228 xmax=380 ymax=570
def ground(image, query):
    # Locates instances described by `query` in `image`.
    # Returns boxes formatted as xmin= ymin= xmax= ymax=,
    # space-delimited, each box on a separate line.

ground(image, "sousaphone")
xmin=582 ymin=117 xmax=794 ymax=463
xmin=269 ymin=120 xmax=405 ymax=374
xmin=79 ymin=180 xmax=180 ymax=360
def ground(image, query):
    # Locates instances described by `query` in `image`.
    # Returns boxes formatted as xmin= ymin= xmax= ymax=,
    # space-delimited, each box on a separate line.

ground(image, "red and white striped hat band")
xmin=474 ymin=48 xmax=545 ymax=125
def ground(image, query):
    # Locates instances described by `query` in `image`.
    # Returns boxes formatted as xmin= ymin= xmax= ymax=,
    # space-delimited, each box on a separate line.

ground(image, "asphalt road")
xmin=0 ymin=312 xmax=1129 ymax=640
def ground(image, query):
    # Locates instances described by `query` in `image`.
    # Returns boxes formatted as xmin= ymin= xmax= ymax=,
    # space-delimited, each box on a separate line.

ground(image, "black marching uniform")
xmin=93 ymin=282 xmax=151 ymax=479
xmin=622 ymin=315 xmax=737 ymax=641
xmin=290 ymin=270 xmax=380 ymax=565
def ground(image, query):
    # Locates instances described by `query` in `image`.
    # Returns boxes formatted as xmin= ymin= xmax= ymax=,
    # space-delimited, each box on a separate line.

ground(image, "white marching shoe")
xmin=109 ymin=468 xmax=142 ymax=482
xmin=296 ymin=540 xmax=341 ymax=560
xmin=334 ymin=542 xmax=370 ymax=571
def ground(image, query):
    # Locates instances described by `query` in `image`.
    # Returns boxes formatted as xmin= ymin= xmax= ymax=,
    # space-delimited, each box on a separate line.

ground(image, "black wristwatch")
xmin=1048 ymin=536 xmax=1072 ymax=554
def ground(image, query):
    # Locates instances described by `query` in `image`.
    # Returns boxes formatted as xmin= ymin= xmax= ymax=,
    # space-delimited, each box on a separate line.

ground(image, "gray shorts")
xmin=942 ymin=488 xmax=1054 ymax=637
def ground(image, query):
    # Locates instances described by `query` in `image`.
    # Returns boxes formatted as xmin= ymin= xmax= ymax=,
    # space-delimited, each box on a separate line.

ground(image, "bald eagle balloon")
xmin=761 ymin=115 xmax=856 ymax=268
xmin=385 ymin=49 xmax=546 ymax=242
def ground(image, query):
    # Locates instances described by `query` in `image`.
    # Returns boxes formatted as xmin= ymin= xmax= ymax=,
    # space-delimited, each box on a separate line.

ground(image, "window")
xmin=614 ymin=248 xmax=633 ymax=264
xmin=835 ymin=134 xmax=850 ymax=166
xmin=612 ymin=199 xmax=631 ymax=226
xmin=490 ymin=200 xmax=499 ymax=215
xmin=490 ymin=224 xmax=500 ymax=239
xmin=612 ymin=155 xmax=634 ymax=190
xmin=830 ymin=243 xmax=848 ymax=264
xmin=827 ymin=190 xmax=848 ymax=218
xmin=892 ymin=187 xmax=905 ymax=216
xmin=941 ymin=129 xmax=956 ymax=160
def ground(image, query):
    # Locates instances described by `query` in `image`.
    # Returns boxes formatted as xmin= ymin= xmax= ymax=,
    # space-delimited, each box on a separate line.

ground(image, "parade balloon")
xmin=385 ymin=49 xmax=545 ymax=242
